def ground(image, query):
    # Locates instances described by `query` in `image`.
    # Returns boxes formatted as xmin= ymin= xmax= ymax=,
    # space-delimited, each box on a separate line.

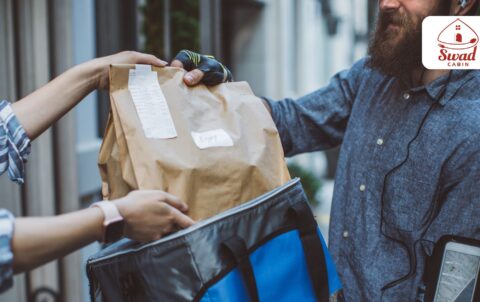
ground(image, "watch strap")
xmin=90 ymin=201 xmax=123 ymax=224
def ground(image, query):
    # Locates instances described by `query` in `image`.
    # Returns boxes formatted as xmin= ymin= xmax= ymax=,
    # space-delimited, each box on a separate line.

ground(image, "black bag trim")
xmin=87 ymin=264 xmax=97 ymax=302
xmin=192 ymin=225 xmax=295 ymax=302
xmin=289 ymin=202 xmax=330 ymax=302
xmin=119 ymin=272 xmax=147 ymax=302
xmin=222 ymin=236 xmax=260 ymax=302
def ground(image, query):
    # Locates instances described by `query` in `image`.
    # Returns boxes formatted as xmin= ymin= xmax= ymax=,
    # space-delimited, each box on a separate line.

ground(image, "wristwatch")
xmin=91 ymin=201 xmax=125 ymax=243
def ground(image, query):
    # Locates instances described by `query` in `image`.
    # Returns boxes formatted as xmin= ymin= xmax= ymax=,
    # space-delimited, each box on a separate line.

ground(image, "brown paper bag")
xmin=98 ymin=64 xmax=290 ymax=220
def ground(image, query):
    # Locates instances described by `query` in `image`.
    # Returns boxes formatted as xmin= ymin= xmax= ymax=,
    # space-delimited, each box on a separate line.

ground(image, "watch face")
xmin=105 ymin=219 xmax=125 ymax=243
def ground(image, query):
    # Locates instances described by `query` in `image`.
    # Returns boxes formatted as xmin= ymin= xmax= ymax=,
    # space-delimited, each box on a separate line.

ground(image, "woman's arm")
xmin=11 ymin=190 xmax=194 ymax=273
xmin=11 ymin=51 xmax=166 ymax=140
xmin=12 ymin=207 xmax=103 ymax=273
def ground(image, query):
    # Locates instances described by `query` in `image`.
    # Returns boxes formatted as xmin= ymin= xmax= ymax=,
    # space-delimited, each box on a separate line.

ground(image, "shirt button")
xmin=343 ymin=231 xmax=349 ymax=238
xmin=376 ymin=138 xmax=384 ymax=146
xmin=359 ymin=184 xmax=366 ymax=192
xmin=403 ymin=92 xmax=411 ymax=100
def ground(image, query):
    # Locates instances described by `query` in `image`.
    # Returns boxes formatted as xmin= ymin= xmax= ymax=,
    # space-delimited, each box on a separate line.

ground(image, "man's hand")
xmin=171 ymin=50 xmax=233 ymax=86
xmin=171 ymin=50 xmax=272 ymax=114
xmin=114 ymin=190 xmax=194 ymax=242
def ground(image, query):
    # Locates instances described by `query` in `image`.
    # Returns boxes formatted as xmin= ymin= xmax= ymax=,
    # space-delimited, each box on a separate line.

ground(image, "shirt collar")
xmin=414 ymin=70 xmax=477 ymax=106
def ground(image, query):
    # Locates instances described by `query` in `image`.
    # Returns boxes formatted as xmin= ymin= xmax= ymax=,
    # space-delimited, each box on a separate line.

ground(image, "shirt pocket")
xmin=382 ymin=161 xmax=439 ymax=233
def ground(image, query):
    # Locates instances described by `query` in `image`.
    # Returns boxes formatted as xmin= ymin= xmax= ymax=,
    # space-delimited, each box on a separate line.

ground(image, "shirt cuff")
xmin=261 ymin=96 xmax=281 ymax=125
xmin=260 ymin=97 xmax=293 ymax=156
xmin=0 ymin=209 xmax=15 ymax=293
xmin=0 ymin=100 xmax=31 ymax=184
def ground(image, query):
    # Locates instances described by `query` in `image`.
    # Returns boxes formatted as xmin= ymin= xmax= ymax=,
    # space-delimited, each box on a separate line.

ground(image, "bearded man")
xmin=171 ymin=0 xmax=480 ymax=300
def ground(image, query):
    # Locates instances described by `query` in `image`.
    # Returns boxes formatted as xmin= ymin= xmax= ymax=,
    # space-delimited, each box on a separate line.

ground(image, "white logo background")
xmin=423 ymin=16 xmax=480 ymax=69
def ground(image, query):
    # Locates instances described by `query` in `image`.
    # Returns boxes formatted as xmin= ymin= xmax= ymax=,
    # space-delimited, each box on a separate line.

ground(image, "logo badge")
xmin=423 ymin=16 xmax=480 ymax=69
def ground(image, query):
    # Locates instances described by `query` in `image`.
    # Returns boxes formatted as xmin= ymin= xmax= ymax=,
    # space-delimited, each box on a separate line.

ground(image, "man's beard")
xmin=367 ymin=2 xmax=451 ymax=80
xmin=367 ymin=11 xmax=423 ymax=80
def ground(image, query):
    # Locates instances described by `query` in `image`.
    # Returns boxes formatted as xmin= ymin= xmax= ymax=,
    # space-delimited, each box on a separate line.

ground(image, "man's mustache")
xmin=379 ymin=11 xmax=409 ymax=29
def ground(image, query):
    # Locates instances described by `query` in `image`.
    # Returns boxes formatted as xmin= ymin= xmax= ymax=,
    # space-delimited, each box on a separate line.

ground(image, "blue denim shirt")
xmin=266 ymin=58 xmax=480 ymax=301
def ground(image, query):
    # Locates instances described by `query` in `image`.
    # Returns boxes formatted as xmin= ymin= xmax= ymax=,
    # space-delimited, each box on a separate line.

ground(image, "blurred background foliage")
xmin=141 ymin=0 xmax=200 ymax=59
xmin=288 ymin=163 xmax=322 ymax=207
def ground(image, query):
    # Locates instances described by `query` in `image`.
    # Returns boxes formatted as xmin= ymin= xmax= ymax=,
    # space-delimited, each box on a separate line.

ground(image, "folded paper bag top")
xmin=98 ymin=64 xmax=290 ymax=220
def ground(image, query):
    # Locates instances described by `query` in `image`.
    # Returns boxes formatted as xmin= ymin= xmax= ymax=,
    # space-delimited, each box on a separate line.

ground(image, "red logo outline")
xmin=437 ymin=18 xmax=478 ymax=50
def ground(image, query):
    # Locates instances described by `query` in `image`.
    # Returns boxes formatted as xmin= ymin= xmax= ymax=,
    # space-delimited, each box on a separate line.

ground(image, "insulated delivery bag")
xmin=87 ymin=179 xmax=344 ymax=301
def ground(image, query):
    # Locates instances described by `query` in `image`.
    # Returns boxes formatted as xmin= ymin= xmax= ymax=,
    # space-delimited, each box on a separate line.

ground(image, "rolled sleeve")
xmin=0 ymin=209 xmax=15 ymax=293
xmin=0 ymin=100 xmax=31 ymax=184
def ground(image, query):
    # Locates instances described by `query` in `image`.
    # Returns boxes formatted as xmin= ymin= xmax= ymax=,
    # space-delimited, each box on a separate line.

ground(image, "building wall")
xmin=0 ymin=1 xmax=27 ymax=300
xmin=0 ymin=0 xmax=109 ymax=300
xmin=227 ymin=0 xmax=369 ymax=179
xmin=224 ymin=0 xmax=370 ymax=239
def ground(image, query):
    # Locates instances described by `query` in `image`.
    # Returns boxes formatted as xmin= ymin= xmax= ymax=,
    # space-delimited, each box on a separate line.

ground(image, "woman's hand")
xmin=91 ymin=51 xmax=168 ymax=91
xmin=12 ymin=190 xmax=194 ymax=273
xmin=114 ymin=190 xmax=194 ymax=242
xmin=12 ymin=50 xmax=167 ymax=140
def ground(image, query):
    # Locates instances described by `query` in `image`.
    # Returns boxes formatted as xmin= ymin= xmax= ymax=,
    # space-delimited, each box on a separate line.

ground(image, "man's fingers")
xmin=170 ymin=50 xmax=232 ymax=86
xmin=170 ymin=59 xmax=184 ymax=68
xmin=171 ymin=209 xmax=195 ymax=229
xmin=184 ymin=69 xmax=205 ymax=86
xmin=159 ymin=192 xmax=189 ymax=212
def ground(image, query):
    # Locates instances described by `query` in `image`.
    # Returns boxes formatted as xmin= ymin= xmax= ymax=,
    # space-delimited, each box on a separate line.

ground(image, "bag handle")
xmin=289 ymin=202 xmax=330 ymax=302
xmin=222 ymin=236 xmax=260 ymax=302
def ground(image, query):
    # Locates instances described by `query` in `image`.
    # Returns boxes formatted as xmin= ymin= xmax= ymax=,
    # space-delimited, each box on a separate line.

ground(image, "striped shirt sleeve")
xmin=0 ymin=209 xmax=14 ymax=293
xmin=0 ymin=100 xmax=31 ymax=184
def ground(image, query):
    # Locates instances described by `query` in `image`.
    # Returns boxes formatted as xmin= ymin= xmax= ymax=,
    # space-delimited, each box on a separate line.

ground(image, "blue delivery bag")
xmin=86 ymin=179 xmax=344 ymax=301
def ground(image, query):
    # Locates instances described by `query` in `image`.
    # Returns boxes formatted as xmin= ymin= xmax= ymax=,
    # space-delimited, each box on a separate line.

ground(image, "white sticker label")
xmin=423 ymin=16 xmax=480 ymax=69
xmin=191 ymin=129 xmax=234 ymax=149
xmin=128 ymin=65 xmax=177 ymax=139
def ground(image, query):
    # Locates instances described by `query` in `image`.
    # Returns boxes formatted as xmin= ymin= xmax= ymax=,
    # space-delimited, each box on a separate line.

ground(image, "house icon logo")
xmin=423 ymin=16 xmax=480 ymax=69
xmin=437 ymin=19 xmax=478 ymax=50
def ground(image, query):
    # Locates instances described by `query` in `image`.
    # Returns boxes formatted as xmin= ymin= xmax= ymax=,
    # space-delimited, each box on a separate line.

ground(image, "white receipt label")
xmin=128 ymin=66 xmax=177 ymax=139
xmin=191 ymin=129 xmax=234 ymax=149
xmin=134 ymin=64 xmax=152 ymax=73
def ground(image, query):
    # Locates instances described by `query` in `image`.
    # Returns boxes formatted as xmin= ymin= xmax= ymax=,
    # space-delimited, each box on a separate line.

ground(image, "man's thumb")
xmin=184 ymin=69 xmax=205 ymax=86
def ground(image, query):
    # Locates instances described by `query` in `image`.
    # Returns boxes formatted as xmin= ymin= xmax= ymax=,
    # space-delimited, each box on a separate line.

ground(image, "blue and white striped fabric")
xmin=0 ymin=99 xmax=31 ymax=184
xmin=0 ymin=99 xmax=29 ymax=292
xmin=0 ymin=209 xmax=14 ymax=293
